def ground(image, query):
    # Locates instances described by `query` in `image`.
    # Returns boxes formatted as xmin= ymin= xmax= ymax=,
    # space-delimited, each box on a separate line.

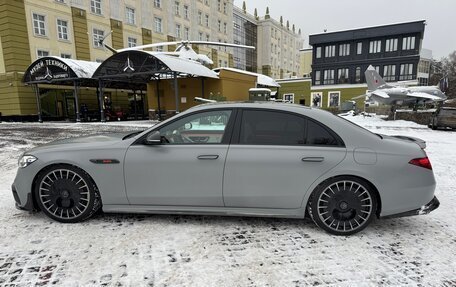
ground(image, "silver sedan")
xmin=12 ymin=102 xmax=439 ymax=235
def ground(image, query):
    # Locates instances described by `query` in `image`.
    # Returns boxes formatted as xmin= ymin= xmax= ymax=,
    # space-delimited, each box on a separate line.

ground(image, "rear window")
xmin=307 ymin=120 xmax=339 ymax=146
xmin=239 ymin=110 xmax=343 ymax=146
xmin=240 ymin=110 xmax=306 ymax=145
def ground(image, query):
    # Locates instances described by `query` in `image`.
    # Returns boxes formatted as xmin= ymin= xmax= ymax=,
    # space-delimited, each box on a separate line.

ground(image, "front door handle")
xmin=302 ymin=157 xmax=324 ymax=162
xmin=197 ymin=155 xmax=219 ymax=160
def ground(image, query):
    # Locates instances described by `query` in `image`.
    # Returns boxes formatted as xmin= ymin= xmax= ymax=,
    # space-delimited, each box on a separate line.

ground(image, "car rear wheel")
xmin=308 ymin=177 xmax=377 ymax=236
xmin=34 ymin=165 xmax=101 ymax=223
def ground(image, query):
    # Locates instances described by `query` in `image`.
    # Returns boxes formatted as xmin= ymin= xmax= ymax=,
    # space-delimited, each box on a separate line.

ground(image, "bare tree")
xmin=430 ymin=51 xmax=456 ymax=99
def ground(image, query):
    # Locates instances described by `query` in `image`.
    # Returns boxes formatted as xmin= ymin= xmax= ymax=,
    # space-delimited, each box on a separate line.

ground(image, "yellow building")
xmin=0 ymin=0 xmax=235 ymax=119
xmin=299 ymin=48 xmax=312 ymax=77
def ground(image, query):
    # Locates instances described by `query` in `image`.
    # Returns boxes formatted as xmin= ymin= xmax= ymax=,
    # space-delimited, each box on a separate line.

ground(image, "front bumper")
xmin=382 ymin=196 xmax=440 ymax=219
xmin=12 ymin=184 xmax=35 ymax=211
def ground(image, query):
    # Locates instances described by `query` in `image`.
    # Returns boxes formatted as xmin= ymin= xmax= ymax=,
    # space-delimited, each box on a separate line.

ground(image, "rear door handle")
xmin=197 ymin=155 xmax=219 ymax=160
xmin=302 ymin=157 xmax=324 ymax=162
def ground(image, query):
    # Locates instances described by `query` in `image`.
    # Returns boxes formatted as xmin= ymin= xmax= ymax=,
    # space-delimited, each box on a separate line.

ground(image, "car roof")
xmin=188 ymin=101 xmax=312 ymax=111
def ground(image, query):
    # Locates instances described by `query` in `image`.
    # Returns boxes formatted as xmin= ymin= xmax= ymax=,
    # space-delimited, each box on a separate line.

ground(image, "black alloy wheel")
xmin=308 ymin=177 xmax=377 ymax=236
xmin=35 ymin=165 xmax=101 ymax=223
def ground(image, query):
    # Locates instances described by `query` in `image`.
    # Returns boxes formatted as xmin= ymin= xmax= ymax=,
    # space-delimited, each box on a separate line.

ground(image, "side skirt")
xmin=102 ymin=205 xmax=305 ymax=219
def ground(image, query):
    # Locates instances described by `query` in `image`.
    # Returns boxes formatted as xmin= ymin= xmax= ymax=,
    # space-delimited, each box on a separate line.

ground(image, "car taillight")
xmin=409 ymin=157 xmax=432 ymax=170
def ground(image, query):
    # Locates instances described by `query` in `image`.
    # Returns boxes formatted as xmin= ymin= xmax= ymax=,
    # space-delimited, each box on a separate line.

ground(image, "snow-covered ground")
xmin=0 ymin=117 xmax=455 ymax=286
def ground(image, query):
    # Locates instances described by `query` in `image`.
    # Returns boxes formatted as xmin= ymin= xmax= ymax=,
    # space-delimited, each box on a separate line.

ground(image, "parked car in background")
xmin=12 ymin=102 xmax=439 ymax=235
xmin=429 ymin=107 xmax=456 ymax=130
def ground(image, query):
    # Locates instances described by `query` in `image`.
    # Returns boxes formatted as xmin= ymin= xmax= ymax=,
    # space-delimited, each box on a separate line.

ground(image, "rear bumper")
xmin=381 ymin=196 xmax=440 ymax=219
xmin=12 ymin=184 xmax=35 ymax=211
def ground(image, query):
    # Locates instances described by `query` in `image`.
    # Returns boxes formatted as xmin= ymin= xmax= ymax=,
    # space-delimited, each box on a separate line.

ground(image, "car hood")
xmin=28 ymin=132 xmax=135 ymax=153
xmin=380 ymin=134 xmax=426 ymax=149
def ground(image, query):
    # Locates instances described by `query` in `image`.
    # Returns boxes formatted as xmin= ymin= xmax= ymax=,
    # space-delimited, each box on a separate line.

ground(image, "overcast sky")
xmin=233 ymin=0 xmax=455 ymax=59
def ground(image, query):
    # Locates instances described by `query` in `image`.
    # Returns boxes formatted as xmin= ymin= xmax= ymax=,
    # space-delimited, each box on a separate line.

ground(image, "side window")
xmin=159 ymin=110 xmax=232 ymax=144
xmin=240 ymin=110 xmax=306 ymax=145
xmin=307 ymin=120 xmax=339 ymax=146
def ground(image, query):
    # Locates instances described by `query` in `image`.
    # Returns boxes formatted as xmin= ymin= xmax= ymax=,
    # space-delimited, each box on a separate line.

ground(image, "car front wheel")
xmin=34 ymin=165 xmax=101 ymax=223
xmin=308 ymin=177 xmax=377 ymax=236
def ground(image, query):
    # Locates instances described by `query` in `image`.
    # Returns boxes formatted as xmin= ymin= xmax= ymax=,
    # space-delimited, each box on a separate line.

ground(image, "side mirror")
xmin=145 ymin=131 xmax=162 ymax=145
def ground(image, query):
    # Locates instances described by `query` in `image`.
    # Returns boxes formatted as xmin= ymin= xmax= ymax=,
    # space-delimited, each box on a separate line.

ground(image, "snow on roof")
xmin=147 ymin=52 xmax=219 ymax=79
xmin=48 ymin=56 xmax=100 ymax=78
xmin=213 ymin=67 xmax=280 ymax=87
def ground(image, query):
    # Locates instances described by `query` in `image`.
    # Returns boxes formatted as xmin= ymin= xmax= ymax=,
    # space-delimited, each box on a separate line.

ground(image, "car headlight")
xmin=18 ymin=155 xmax=37 ymax=168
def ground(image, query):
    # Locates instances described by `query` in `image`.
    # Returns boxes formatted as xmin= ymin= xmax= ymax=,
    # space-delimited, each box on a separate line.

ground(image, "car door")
xmin=124 ymin=109 xmax=235 ymax=206
xmin=223 ymin=109 xmax=347 ymax=209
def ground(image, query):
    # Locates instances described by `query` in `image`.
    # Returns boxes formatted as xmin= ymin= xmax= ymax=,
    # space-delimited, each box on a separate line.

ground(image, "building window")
xmin=325 ymin=45 xmax=335 ymax=57
xmin=154 ymin=0 xmax=161 ymax=8
xmin=311 ymin=92 xmax=323 ymax=108
xmin=218 ymin=20 xmax=221 ymax=32
xmin=357 ymin=42 xmax=362 ymax=54
xmin=183 ymin=5 xmax=189 ymax=19
xmin=402 ymin=36 xmax=416 ymax=50
xmin=314 ymin=70 xmax=321 ymax=85
xmin=57 ymin=19 xmax=68 ymax=40
xmin=385 ymin=38 xmax=398 ymax=52
xmin=127 ymin=37 xmax=137 ymax=48
xmin=154 ymin=17 xmax=162 ymax=33
xmin=328 ymin=92 xmax=340 ymax=107
xmin=125 ymin=7 xmax=135 ymax=25
xmin=33 ymin=13 xmax=46 ymax=36
xmin=224 ymin=22 xmax=227 ymax=34
xmin=90 ymin=0 xmax=102 ymax=15
xmin=206 ymin=34 xmax=210 ymax=41
xmin=283 ymin=93 xmax=295 ymax=103
xmin=198 ymin=32 xmax=203 ymax=41
xmin=355 ymin=67 xmax=361 ymax=83
xmin=339 ymin=44 xmax=350 ymax=56
xmin=205 ymin=14 xmax=209 ymax=27
xmin=184 ymin=27 xmax=189 ymax=40
xmin=217 ymin=0 xmax=221 ymax=11
xmin=37 ymin=50 xmax=49 ymax=58
xmin=175 ymin=24 xmax=181 ymax=38
xmin=400 ymin=64 xmax=414 ymax=80
xmin=418 ymin=59 xmax=431 ymax=74
xmin=383 ymin=64 xmax=396 ymax=81
xmin=93 ymin=28 xmax=104 ymax=47
xmin=60 ymin=53 xmax=71 ymax=58
xmin=337 ymin=68 xmax=349 ymax=84
xmin=369 ymin=40 xmax=381 ymax=53
xmin=174 ymin=1 xmax=180 ymax=16
xmin=323 ymin=69 xmax=335 ymax=84
xmin=316 ymin=47 xmax=321 ymax=58
xmin=198 ymin=11 xmax=202 ymax=25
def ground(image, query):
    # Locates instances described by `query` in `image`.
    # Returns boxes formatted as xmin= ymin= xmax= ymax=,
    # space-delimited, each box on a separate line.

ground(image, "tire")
xmin=307 ymin=176 xmax=377 ymax=236
xmin=431 ymin=118 xmax=437 ymax=130
xmin=34 ymin=164 xmax=101 ymax=223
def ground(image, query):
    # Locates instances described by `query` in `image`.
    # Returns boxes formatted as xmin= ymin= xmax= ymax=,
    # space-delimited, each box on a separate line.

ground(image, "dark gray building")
xmin=309 ymin=20 xmax=426 ymax=86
